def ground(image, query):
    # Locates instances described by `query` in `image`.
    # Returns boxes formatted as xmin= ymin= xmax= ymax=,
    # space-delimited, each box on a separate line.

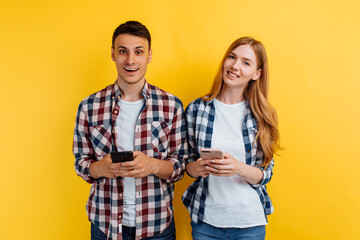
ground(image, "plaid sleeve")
xmin=185 ymin=101 xmax=200 ymax=164
xmin=252 ymin=158 xmax=274 ymax=188
xmin=164 ymin=101 xmax=187 ymax=183
xmin=73 ymin=102 xmax=97 ymax=184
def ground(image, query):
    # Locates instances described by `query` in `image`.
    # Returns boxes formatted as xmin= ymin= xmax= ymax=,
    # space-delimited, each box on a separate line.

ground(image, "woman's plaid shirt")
xmin=182 ymin=98 xmax=274 ymax=223
xmin=73 ymin=81 xmax=187 ymax=240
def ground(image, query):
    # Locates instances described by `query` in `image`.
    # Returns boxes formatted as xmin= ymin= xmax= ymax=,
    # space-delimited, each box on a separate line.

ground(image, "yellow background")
xmin=1 ymin=0 xmax=359 ymax=239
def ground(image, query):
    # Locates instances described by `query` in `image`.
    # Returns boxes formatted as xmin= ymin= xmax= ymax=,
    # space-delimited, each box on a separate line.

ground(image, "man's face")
xmin=111 ymin=34 xmax=152 ymax=86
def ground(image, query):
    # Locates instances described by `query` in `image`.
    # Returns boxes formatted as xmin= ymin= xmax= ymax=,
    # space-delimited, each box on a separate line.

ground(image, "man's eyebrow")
xmin=118 ymin=46 xmax=145 ymax=50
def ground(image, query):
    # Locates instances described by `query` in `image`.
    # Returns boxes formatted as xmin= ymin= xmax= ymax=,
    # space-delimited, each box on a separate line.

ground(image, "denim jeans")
xmin=191 ymin=221 xmax=265 ymax=240
xmin=91 ymin=219 xmax=175 ymax=240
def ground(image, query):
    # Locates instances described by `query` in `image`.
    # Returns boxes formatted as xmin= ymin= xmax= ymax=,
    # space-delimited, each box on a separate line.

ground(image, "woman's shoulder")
xmin=186 ymin=97 xmax=210 ymax=111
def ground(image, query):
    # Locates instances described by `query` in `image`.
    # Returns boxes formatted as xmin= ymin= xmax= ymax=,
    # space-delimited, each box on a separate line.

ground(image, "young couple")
xmin=73 ymin=21 xmax=280 ymax=240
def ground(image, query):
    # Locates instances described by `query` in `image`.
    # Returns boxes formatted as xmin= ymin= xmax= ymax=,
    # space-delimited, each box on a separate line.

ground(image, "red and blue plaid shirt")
xmin=73 ymin=81 xmax=187 ymax=240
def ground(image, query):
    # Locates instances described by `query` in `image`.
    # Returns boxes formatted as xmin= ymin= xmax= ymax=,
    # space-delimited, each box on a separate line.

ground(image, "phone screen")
xmin=110 ymin=151 xmax=134 ymax=163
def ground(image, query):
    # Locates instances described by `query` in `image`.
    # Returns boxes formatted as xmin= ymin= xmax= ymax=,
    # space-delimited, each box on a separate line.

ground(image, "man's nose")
xmin=126 ymin=52 xmax=135 ymax=64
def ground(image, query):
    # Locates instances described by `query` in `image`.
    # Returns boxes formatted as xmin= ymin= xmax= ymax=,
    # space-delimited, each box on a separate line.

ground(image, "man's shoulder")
xmin=79 ymin=84 xmax=113 ymax=106
xmin=148 ymin=83 xmax=183 ymax=106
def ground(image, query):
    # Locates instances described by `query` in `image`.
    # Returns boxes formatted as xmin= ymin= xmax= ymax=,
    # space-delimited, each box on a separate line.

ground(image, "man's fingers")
xmin=121 ymin=168 xmax=146 ymax=178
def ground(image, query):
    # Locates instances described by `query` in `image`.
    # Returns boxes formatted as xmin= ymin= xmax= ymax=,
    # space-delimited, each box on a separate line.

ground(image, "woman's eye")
xmin=244 ymin=61 xmax=250 ymax=66
xmin=228 ymin=55 xmax=235 ymax=59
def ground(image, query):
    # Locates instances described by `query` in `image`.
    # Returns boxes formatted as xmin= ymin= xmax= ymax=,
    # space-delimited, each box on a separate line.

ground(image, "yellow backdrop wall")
xmin=1 ymin=0 xmax=359 ymax=239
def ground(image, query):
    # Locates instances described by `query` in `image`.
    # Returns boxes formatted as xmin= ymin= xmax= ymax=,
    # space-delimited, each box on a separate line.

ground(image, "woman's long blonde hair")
xmin=202 ymin=37 xmax=279 ymax=169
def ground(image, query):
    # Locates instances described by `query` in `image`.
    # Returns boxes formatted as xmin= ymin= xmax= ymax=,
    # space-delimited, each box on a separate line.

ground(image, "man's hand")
xmin=118 ymin=151 xmax=157 ymax=178
xmin=89 ymin=154 xmax=122 ymax=179
xmin=90 ymin=152 xmax=174 ymax=179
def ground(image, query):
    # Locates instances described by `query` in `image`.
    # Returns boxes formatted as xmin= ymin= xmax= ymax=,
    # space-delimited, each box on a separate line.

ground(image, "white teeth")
xmin=124 ymin=67 xmax=138 ymax=72
xmin=228 ymin=71 xmax=239 ymax=78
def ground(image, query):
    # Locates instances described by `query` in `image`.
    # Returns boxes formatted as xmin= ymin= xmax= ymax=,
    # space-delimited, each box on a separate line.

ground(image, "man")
xmin=73 ymin=21 xmax=187 ymax=240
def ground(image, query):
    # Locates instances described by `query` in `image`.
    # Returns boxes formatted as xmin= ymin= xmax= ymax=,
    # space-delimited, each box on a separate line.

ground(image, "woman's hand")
xmin=186 ymin=158 xmax=212 ymax=178
xmin=207 ymin=153 xmax=264 ymax=184
xmin=206 ymin=153 xmax=243 ymax=177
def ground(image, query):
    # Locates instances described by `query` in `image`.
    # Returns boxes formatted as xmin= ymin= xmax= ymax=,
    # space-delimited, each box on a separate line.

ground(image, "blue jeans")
xmin=191 ymin=221 xmax=265 ymax=240
xmin=91 ymin=219 xmax=175 ymax=240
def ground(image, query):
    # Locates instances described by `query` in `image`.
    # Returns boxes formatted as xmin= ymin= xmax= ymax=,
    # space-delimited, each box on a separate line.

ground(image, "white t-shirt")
xmin=115 ymin=98 xmax=144 ymax=227
xmin=203 ymin=98 xmax=266 ymax=228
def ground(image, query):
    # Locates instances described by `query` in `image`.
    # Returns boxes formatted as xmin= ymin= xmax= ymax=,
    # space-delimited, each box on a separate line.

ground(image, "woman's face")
xmin=222 ymin=44 xmax=261 ymax=89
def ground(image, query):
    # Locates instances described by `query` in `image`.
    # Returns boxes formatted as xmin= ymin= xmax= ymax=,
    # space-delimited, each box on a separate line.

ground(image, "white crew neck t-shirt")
xmin=115 ymin=98 xmax=145 ymax=227
xmin=203 ymin=98 xmax=266 ymax=228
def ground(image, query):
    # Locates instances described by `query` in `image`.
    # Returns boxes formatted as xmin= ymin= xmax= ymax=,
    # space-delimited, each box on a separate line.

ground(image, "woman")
xmin=182 ymin=37 xmax=280 ymax=240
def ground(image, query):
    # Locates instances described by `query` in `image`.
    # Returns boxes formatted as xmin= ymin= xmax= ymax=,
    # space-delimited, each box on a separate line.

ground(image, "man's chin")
xmin=117 ymin=76 xmax=145 ymax=86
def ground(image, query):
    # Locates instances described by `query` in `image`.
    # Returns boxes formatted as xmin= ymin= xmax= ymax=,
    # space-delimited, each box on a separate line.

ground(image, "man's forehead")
xmin=114 ymin=34 xmax=149 ymax=49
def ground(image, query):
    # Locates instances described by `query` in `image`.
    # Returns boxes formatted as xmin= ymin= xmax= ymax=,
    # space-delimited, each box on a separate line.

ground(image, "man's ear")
xmin=252 ymin=69 xmax=262 ymax=81
xmin=147 ymin=49 xmax=152 ymax=63
xmin=111 ymin=47 xmax=115 ymax=62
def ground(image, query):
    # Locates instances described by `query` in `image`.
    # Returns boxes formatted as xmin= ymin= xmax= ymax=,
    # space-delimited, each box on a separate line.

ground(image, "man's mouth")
xmin=124 ymin=67 xmax=139 ymax=73
xmin=227 ymin=71 xmax=239 ymax=78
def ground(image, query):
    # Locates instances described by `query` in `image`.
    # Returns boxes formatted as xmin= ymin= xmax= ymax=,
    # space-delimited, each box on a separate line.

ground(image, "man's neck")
xmin=117 ymin=78 xmax=145 ymax=101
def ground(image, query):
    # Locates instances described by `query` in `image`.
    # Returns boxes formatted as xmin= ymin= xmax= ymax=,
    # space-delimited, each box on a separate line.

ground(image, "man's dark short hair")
xmin=112 ymin=21 xmax=151 ymax=49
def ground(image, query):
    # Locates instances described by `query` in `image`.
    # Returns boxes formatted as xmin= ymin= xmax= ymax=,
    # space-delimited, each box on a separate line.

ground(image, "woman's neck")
xmin=216 ymin=85 xmax=245 ymax=104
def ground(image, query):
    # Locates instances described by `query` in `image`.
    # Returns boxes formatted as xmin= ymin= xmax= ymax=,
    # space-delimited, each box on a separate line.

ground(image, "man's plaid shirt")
xmin=73 ymin=81 xmax=187 ymax=240
xmin=182 ymin=97 xmax=274 ymax=223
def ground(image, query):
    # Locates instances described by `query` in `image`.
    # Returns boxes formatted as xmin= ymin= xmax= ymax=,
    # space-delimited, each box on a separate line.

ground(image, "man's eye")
xmin=135 ymin=50 xmax=143 ymax=55
xmin=119 ymin=50 xmax=127 ymax=54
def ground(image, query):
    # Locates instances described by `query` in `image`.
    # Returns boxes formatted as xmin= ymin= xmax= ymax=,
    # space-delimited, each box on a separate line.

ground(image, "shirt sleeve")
xmin=164 ymin=103 xmax=188 ymax=183
xmin=73 ymin=102 xmax=97 ymax=184
xmin=251 ymin=158 xmax=274 ymax=188
xmin=184 ymin=102 xmax=201 ymax=178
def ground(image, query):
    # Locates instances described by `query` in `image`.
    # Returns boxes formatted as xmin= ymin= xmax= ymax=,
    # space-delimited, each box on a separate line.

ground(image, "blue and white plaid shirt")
xmin=182 ymin=97 xmax=274 ymax=223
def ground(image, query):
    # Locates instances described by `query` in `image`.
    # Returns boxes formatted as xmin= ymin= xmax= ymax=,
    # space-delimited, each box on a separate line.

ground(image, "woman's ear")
xmin=252 ymin=69 xmax=262 ymax=81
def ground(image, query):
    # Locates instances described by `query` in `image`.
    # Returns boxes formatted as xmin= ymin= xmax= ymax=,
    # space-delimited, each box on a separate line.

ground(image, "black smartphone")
xmin=110 ymin=151 xmax=134 ymax=163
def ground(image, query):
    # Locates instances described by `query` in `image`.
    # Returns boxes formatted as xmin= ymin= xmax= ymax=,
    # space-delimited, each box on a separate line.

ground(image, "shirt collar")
xmin=111 ymin=79 xmax=150 ymax=101
xmin=205 ymin=97 xmax=249 ymax=110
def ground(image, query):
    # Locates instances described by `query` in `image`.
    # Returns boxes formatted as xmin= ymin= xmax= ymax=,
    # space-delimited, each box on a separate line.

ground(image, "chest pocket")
xmin=151 ymin=121 xmax=171 ymax=154
xmin=89 ymin=123 xmax=112 ymax=157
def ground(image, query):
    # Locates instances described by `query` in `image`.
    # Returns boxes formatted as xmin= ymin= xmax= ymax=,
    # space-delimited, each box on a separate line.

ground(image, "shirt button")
xmin=119 ymin=193 xmax=122 ymax=198
xmin=119 ymin=215 xmax=122 ymax=219
xmin=97 ymin=127 xmax=101 ymax=130
xmin=114 ymin=110 xmax=118 ymax=114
